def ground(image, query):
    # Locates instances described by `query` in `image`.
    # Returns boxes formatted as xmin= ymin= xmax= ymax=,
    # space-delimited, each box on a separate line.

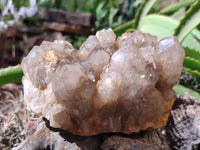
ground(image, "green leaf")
xmin=148 ymin=0 xmax=161 ymax=14
xmin=138 ymin=14 xmax=178 ymax=39
xmin=174 ymin=0 xmax=200 ymax=42
xmin=76 ymin=0 xmax=86 ymax=12
xmin=160 ymin=0 xmax=195 ymax=14
xmin=184 ymin=47 xmax=200 ymax=61
xmin=138 ymin=14 xmax=200 ymax=46
xmin=183 ymin=56 xmax=200 ymax=72
xmin=96 ymin=2 xmax=108 ymax=20
xmin=181 ymin=29 xmax=200 ymax=51
xmin=170 ymin=8 xmax=186 ymax=20
xmin=191 ymin=28 xmax=200 ymax=41
xmin=133 ymin=0 xmax=157 ymax=28
xmin=173 ymin=84 xmax=200 ymax=101
xmin=63 ymin=0 xmax=74 ymax=12
xmin=0 ymin=65 xmax=23 ymax=86
xmin=113 ymin=19 xmax=135 ymax=37
xmin=109 ymin=7 xmax=119 ymax=26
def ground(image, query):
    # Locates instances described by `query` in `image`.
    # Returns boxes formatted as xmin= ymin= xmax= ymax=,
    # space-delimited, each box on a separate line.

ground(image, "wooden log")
xmin=166 ymin=93 xmax=200 ymax=150
xmin=39 ymin=9 xmax=95 ymax=27
xmin=43 ymin=22 xmax=92 ymax=36
xmin=101 ymin=135 xmax=169 ymax=150
xmin=12 ymin=116 xmax=80 ymax=150
xmin=12 ymin=116 xmax=170 ymax=150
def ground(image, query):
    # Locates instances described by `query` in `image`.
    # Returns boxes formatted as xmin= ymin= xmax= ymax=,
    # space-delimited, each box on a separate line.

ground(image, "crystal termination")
xmin=22 ymin=29 xmax=185 ymax=136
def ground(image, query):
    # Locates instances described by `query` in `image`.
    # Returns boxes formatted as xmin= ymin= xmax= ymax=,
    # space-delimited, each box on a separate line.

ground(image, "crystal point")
xmin=22 ymin=29 xmax=185 ymax=136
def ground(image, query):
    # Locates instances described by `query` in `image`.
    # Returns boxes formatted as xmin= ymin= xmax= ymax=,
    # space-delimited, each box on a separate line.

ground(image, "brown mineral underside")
xmin=21 ymin=29 xmax=185 ymax=136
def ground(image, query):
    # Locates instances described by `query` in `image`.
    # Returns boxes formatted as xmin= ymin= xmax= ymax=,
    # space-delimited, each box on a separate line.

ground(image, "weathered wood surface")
xmin=101 ymin=130 xmax=170 ymax=150
xmin=10 ymin=93 xmax=200 ymax=149
xmin=166 ymin=93 xmax=200 ymax=150
xmin=43 ymin=21 xmax=92 ymax=35
xmin=12 ymin=116 xmax=80 ymax=150
xmin=39 ymin=9 xmax=95 ymax=27
xmin=12 ymin=115 xmax=170 ymax=150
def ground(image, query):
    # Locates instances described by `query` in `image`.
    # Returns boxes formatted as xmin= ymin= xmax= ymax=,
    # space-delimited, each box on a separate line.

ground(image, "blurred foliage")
xmin=0 ymin=65 xmax=23 ymax=87
xmin=12 ymin=0 xmax=30 ymax=10
xmin=0 ymin=0 xmax=38 ymax=26
xmin=93 ymin=0 xmax=141 ymax=30
xmin=36 ymin=0 xmax=141 ymax=30
xmin=0 ymin=0 xmax=140 ymax=46
xmin=0 ymin=0 xmax=142 ymax=36
xmin=68 ymin=35 xmax=87 ymax=50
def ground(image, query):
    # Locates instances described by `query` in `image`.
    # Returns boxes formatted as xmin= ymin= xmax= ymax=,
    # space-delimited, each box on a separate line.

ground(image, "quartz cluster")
xmin=22 ymin=29 xmax=185 ymax=136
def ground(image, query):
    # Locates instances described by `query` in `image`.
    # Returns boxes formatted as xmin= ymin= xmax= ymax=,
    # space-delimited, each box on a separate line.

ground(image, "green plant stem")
xmin=160 ymin=0 xmax=195 ymax=14
xmin=109 ymin=0 xmax=113 ymax=7
xmin=174 ymin=0 xmax=200 ymax=42
xmin=133 ymin=0 xmax=157 ymax=28
xmin=183 ymin=56 xmax=200 ymax=72
xmin=0 ymin=65 xmax=23 ymax=86
xmin=113 ymin=19 xmax=135 ymax=36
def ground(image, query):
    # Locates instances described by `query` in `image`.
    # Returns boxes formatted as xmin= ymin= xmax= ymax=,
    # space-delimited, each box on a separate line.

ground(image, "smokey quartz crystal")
xmin=22 ymin=29 xmax=185 ymax=136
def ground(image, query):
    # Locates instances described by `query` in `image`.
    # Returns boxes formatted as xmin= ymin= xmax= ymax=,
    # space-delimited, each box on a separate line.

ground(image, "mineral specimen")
xmin=22 ymin=29 xmax=185 ymax=136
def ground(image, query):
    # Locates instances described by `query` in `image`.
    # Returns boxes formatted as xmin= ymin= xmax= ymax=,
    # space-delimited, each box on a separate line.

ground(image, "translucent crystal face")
xmin=22 ymin=29 xmax=185 ymax=136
